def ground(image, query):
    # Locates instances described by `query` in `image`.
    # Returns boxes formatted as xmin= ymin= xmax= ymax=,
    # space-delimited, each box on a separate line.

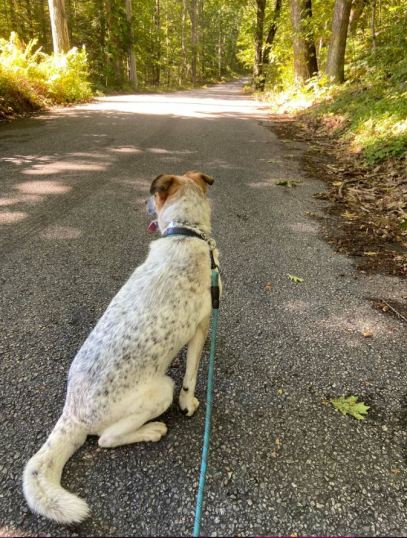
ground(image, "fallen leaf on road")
xmin=331 ymin=395 xmax=370 ymax=420
xmin=276 ymin=180 xmax=303 ymax=188
xmin=288 ymin=274 xmax=304 ymax=283
xmin=362 ymin=329 xmax=373 ymax=337
xmin=264 ymin=282 xmax=273 ymax=290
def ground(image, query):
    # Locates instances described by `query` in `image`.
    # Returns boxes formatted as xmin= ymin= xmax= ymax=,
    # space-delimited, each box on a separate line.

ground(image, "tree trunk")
xmin=180 ymin=0 xmax=188 ymax=82
xmin=326 ymin=0 xmax=352 ymax=83
xmin=290 ymin=0 xmax=318 ymax=82
xmin=349 ymin=0 xmax=368 ymax=35
xmin=187 ymin=0 xmax=198 ymax=84
xmin=371 ymin=0 xmax=376 ymax=49
xmin=263 ymin=0 xmax=283 ymax=65
xmin=153 ymin=0 xmax=160 ymax=86
xmin=125 ymin=0 xmax=137 ymax=88
xmin=253 ymin=0 xmax=266 ymax=90
xmin=218 ymin=13 xmax=222 ymax=78
xmin=48 ymin=0 xmax=70 ymax=53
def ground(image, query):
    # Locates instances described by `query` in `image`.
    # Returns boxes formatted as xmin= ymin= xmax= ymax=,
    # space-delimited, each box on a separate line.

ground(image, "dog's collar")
xmin=162 ymin=224 xmax=218 ymax=269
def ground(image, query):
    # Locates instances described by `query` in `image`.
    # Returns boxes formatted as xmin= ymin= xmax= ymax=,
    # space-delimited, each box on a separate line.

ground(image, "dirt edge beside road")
xmin=267 ymin=113 xmax=407 ymax=280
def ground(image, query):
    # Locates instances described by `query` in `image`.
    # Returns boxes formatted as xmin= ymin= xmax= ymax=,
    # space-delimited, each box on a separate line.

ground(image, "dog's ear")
xmin=150 ymin=174 xmax=177 ymax=196
xmin=184 ymin=171 xmax=214 ymax=192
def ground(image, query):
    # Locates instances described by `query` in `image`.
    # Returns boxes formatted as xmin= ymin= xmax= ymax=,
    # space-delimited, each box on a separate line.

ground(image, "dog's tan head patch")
xmin=184 ymin=171 xmax=214 ymax=193
xmin=150 ymin=174 xmax=183 ymax=210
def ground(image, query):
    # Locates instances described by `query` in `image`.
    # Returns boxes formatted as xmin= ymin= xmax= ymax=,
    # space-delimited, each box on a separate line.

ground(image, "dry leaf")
xmin=342 ymin=210 xmax=358 ymax=220
xmin=265 ymin=282 xmax=273 ymax=290
xmin=362 ymin=330 xmax=373 ymax=337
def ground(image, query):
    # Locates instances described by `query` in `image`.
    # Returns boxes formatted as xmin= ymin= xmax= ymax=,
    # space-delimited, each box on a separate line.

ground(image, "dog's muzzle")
xmin=146 ymin=197 xmax=156 ymax=217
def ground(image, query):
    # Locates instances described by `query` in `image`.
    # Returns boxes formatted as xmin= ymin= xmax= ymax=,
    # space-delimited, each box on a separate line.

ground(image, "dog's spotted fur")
xmin=23 ymin=171 xmax=219 ymax=524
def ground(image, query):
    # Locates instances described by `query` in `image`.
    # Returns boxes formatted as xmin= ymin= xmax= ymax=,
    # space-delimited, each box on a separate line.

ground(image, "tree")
xmin=326 ymin=0 xmax=353 ymax=82
xmin=125 ymin=0 xmax=137 ymax=87
xmin=48 ymin=0 xmax=70 ymax=53
xmin=187 ymin=0 xmax=198 ymax=84
xmin=262 ymin=0 xmax=283 ymax=66
xmin=253 ymin=0 xmax=266 ymax=90
xmin=290 ymin=0 xmax=318 ymax=82
xmin=349 ymin=0 xmax=369 ymax=35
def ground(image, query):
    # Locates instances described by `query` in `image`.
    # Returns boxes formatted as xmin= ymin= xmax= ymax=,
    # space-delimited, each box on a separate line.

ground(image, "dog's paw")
xmin=179 ymin=391 xmax=200 ymax=417
xmin=137 ymin=421 xmax=168 ymax=442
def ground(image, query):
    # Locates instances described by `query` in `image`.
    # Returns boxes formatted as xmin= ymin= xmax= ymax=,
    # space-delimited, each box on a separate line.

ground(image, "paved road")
xmin=1 ymin=81 xmax=406 ymax=537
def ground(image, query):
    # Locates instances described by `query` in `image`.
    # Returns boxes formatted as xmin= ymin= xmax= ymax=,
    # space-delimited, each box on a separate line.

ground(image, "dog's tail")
xmin=23 ymin=414 xmax=89 ymax=524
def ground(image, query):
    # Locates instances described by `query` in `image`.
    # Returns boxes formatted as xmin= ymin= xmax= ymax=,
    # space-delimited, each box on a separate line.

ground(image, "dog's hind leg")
xmin=99 ymin=376 xmax=174 ymax=448
xmin=179 ymin=316 xmax=210 ymax=417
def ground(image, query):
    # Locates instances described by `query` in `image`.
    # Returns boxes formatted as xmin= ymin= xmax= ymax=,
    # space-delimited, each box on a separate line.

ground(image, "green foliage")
xmin=260 ymin=0 xmax=407 ymax=164
xmin=0 ymin=32 xmax=92 ymax=117
xmin=331 ymin=396 xmax=370 ymax=420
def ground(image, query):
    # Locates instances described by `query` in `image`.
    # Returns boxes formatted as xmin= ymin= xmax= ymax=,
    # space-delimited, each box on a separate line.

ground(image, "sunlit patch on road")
xmin=0 ymin=210 xmax=27 ymax=224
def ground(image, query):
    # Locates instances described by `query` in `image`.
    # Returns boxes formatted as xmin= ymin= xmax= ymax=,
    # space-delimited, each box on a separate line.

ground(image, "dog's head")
xmin=147 ymin=171 xmax=214 ymax=233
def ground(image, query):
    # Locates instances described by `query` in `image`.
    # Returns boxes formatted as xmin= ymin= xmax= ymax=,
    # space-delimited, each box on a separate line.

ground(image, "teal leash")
xmin=193 ymin=269 xmax=220 ymax=537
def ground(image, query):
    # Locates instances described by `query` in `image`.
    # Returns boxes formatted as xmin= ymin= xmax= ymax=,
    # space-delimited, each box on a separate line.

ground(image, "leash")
xmin=193 ymin=268 xmax=219 ymax=537
xmin=162 ymin=225 xmax=220 ymax=536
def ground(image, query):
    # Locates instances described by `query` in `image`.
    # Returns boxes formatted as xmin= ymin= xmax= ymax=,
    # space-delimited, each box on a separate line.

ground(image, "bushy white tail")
xmin=23 ymin=415 xmax=89 ymax=524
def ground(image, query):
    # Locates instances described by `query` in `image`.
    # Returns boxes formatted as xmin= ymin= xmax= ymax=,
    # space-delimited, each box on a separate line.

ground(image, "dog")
xmin=23 ymin=171 xmax=220 ymax=524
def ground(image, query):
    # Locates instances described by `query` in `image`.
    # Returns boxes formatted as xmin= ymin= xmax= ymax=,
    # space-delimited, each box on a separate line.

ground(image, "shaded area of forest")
xmin=0 ymin=0 xmax=244 ymax=90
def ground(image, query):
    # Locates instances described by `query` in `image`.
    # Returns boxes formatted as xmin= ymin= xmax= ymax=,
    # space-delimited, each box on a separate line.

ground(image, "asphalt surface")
xmin=1 ymin=80 xmax=407 ymax=537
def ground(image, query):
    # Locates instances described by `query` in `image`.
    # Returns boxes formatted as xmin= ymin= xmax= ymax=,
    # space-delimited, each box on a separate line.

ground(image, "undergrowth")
xmin=0 ymin=32 xmax=92 ymax=119
xmin=261 ymin=8 xmax=407 ymax=165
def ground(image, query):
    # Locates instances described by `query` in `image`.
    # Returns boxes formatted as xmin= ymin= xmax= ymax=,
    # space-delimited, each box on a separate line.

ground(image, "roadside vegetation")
xmin=240 ymin=0 xmax=406 ymax=276
xmin=0 ymin=33 xmax=92 ymax=119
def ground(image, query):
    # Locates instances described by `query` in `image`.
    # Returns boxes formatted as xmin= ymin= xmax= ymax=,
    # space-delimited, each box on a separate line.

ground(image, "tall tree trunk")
xmin=48 ymin=0 xmax=70 ymax=53
xmin=349 ymin=0 xmax=368 ymax=35
xmin=371 ymin=0 xmax=376 ymax=49
xmin=326 ymin=0 xmax=352 ymax=83
xmin=153 ymin=0 xmax=160 ymax=86
xmin=290 ymin=0 xmax=318 ymax=82
xmin=125 ymin=0 xmax=137 ymax=87
xmin=253 ymin=0 xmax=266 ymax=90
xmin=218 ymin=13 xmax=222 ymax=78
xmin=187 ymin=0 xmax=198 ymax=84
xmin=304 ymin=0 xmax=318 ymax=75
xmin=262 ymin=0 xmax=283 ymax=65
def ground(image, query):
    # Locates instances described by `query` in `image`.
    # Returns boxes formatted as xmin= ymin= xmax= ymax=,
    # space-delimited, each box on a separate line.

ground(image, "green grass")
xmin=315 ymin=83 xmax=407 ymax=164
xmin=0 ymin=32 xmax=92 ymax=119
xmin=262 ymin=77 xmax=407 ymax=165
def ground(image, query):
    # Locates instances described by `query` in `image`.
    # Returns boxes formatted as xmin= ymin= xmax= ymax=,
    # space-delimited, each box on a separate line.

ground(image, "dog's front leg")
xmin=179 ymin=316 xmax=210 ymax=416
